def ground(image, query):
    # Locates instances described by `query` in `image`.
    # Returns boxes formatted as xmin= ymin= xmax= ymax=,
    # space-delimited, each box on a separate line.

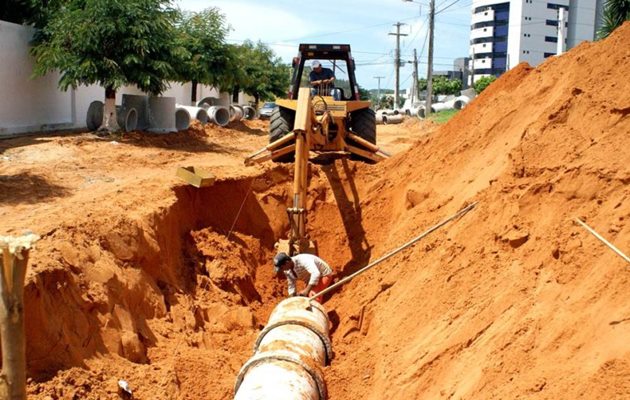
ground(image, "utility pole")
xmin=471 ymin=47 xmax=475 ymax=89
xmin=374 ymin=76 xmax=385 ymax=107
xmin=389 ymin=22 xmax=408 ymax=109
xmin=412 ymin=48 xmax=419 ymax=105
xmin=425 ymin=0 xmax=435 ymax=116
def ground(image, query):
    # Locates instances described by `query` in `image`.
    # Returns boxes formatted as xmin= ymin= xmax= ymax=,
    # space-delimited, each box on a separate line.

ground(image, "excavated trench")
xmin=24 ymin=159 xmax=370 ymax=399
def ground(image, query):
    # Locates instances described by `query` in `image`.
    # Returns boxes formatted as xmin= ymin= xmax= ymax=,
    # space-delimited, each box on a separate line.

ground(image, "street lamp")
xmin=403 ymin=0 xmax=423 ymax=16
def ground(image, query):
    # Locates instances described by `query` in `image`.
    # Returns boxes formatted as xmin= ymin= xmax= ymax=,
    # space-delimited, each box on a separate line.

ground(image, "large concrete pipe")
xmin=234 ymin=297 xmax=332 ymax=400
xmin=115 ymin=106 xmax=138 ymax=132
xmin=148 ymin=96 xmax=177 ymax=133
xmin=230 ymin=105 xmax=244 ymax=122
xmin=453 ymin=96 xmax=471 ymax=110
xmin=122 ymin=94 xmax=149 ymax=129
xmin=383 ymin=114 xmax=404 ymax=124
xmin=207 ymin=106 xmax=230 ymax=127
xmin=432 ymin=102 xmax=452 ymax=112
xmin=175 ymin=108 xmax=191 ymax=131
xmin=176 ymin=105 xmax=209 ymax=124
xmin=197 ymin=96 xmax=221 ymax=109
xmin=86 ymin=100 xmax=104 ymax=131
xmin=242 ymin=105 xmax=257 ymax=120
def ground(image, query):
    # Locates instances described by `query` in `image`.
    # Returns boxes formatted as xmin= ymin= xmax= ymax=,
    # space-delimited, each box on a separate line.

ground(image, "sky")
xmin=175 ymin=0 xmax=473 ymax=91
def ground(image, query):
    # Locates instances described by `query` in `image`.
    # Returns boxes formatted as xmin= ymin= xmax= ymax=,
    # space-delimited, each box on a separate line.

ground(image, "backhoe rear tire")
xmin=269 ymin=107 xmax=296 ymax=163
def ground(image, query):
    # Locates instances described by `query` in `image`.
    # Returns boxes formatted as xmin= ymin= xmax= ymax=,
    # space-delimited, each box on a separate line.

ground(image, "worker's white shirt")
xmin=284 ymin=254 xmax=333 ymax=296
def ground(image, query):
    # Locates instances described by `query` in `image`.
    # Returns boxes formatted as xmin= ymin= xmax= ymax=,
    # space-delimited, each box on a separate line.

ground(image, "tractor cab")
xmin=289 ymin=44 xmax=361 ymax=102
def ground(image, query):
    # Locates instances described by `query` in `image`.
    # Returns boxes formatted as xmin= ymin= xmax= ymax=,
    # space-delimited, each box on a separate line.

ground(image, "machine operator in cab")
xmin=309 ymin=60 xmax=335 ymax=96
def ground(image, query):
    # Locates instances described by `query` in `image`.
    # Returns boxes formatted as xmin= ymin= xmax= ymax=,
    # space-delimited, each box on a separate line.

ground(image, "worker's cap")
xmin=311 ymin=60 xmax=321 ymax=68
xmin=273 ymin=252 xmax=291 ymax=273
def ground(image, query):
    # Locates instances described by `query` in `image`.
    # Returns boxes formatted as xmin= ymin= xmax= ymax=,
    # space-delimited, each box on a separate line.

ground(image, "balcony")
xmin=472 ymin=57 xmax=492 ymax=70
xmin=471 ymin=42 xmax=493 ymax=55
xmin=472 ymin=9 xmax=494 ymax=25
xmin=470 ymin=26 xmax=494 ymax=40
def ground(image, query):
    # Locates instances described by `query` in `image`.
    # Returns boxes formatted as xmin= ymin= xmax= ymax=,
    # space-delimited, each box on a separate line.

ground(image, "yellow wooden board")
xmin=176 ymin=166 xmax=216 ymax=188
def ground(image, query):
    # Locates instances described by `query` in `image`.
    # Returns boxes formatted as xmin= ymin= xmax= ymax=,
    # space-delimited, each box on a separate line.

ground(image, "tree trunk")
xmin=0 ymin=235 xmax=38 ymax=400
xmin=191 ymin=80 xmax=198 ymax=106
xmin=232 ymin=86 xmax=239 ymax=103
xmin=99 ymin=86 xmax=120 ymax=132
xmin=254 ymin=93 xmax=260 ymax=109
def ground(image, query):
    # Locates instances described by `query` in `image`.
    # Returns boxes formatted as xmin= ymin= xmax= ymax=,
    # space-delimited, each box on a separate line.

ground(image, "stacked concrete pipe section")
xmin=241 ymin=105 xmax=257 ymax=120
xmin=207 ymin=106 xmax=230 ymax=127
xmin=176 ymin=105 xmax=210 ymax=129
xmin=230 ymin=105 xmax=244 ymax=122
xmin=234 ymin=297 xmax=332 ymax=400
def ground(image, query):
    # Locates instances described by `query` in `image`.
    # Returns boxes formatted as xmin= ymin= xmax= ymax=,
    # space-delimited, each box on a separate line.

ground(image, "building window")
xmin=545 ymin=36 xmax=558 ymax=43
xmin=544 ymin=52 xmax=555 ymax=58
xmin=546 ymin=19 xmax=559 ymax=26
xmin=548 ymin=3 xmax=569 ymax=11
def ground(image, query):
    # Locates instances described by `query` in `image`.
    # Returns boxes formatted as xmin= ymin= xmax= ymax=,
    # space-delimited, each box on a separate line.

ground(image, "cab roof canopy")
xmin=298 ymin=44 xmax=352 ymax=59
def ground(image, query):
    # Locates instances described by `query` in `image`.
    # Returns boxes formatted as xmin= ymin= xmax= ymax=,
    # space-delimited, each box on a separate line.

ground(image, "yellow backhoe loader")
xmin=245 ymin=44 xmax=390 ymax=256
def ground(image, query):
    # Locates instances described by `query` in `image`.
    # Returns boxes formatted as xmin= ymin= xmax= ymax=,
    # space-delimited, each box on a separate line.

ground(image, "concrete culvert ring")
xmin=175 ymin=109 xmax=191 ymax=131
xmin=208 ymin=106 xmax=230 ymax=126
xmin=86 ymin=100 xmax=104 ymax=131
xmin=196 ymin=108 xmax=209 ymax=124
xmin=124 ymin=108 xmax=138 ymax=131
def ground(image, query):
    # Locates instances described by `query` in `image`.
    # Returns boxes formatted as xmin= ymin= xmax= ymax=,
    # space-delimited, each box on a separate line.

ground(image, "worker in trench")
xmin=273 ymin=252 xmax=335 ymax=303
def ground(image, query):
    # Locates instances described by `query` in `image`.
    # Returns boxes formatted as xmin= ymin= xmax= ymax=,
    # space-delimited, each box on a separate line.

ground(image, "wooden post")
xmin=0 ymin=234 xmax=38 ymax=400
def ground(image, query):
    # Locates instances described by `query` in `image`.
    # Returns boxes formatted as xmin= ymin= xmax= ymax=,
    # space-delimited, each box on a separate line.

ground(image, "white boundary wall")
xmin=0 ymin=20 xmax=251 ymax=137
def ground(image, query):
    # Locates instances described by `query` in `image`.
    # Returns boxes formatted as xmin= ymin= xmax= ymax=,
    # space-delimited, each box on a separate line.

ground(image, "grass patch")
xmin=428 ymin=109 xmax=459 ymax=124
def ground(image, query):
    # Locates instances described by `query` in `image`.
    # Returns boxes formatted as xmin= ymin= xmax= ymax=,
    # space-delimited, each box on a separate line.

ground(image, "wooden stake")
xmin=0 ymin=234 xmax=38 ymax=400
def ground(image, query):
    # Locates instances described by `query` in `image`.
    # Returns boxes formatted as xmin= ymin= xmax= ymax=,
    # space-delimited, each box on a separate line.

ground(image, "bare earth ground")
xmin=0 ymin=117 xmax=431 ymax=399
xmin=1 ymin=22 xmax=629 ymax=400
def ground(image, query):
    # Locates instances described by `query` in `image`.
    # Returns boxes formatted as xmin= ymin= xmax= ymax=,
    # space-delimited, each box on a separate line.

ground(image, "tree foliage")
xmin=31 ymin=0 xmax=178 ymax=95
xmin=417 ymin=76 xmax=462 ymax=95
xmin=0 ymin=0 xmax=66 ymax=27
xmin=432 ymin=76 xmax=462 ymax=95
xmin=172 ymin=7 xmax=231 ymax=102
xmin=358 ymin=84 xmax=370 ymax=100
xmin=229 ymin=41 xmax=290 ymax=105
xmin=597 ymin=0 xmax=630 ymax=39
xmin=473 ymin=75 xmax=497 ymax=94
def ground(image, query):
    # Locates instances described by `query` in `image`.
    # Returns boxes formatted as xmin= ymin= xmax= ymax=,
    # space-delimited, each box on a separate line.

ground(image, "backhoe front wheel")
xmin=269 ymin=106 xmax=296 ymax=162
xmin=348 ymin=108 xmax=377 ymax=162
xmin=349 ymin=108 xmax=377 ymax=144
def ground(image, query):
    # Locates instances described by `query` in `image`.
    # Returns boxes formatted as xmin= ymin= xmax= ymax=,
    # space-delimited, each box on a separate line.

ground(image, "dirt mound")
xmin=324 ymin=23 xmax=630 ymax=399
xmin=8 ymin=24 xmax=630 ymax=400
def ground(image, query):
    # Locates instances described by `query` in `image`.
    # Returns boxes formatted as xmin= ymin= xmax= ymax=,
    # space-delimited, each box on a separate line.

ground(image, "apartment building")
xmin=469 ymin=0 xmax=605 ymax=84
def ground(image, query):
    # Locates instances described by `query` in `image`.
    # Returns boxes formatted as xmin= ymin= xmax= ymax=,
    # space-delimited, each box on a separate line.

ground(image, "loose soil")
xmin=1 ymin=23 xmax=629 ymax=400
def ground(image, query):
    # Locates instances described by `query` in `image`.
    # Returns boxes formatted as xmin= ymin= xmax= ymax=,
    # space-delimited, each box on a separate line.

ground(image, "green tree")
xmin=473 ymin=75 xmax=497 ymax=94
xmin=358 ymin=84 xmax=371 ymax=101
xmin=417 ymin=76 xmax=461 ymax=95
xmin=432 ymin=76 xmax=462 ymax=95
xmin=0 ymin=0 xmax=66 ymax=26
xmin=173 ymin=8 xmax=232 ymax=104
xmin=230 ymin=41 xmax=290 ymax=106
xmin=31 ymin=0 xmax=179 ymax=131
xmin=418 ymin=78 xmax=427 ymax=92
xmin=597 ymin=0 xmax=630 ymax=39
